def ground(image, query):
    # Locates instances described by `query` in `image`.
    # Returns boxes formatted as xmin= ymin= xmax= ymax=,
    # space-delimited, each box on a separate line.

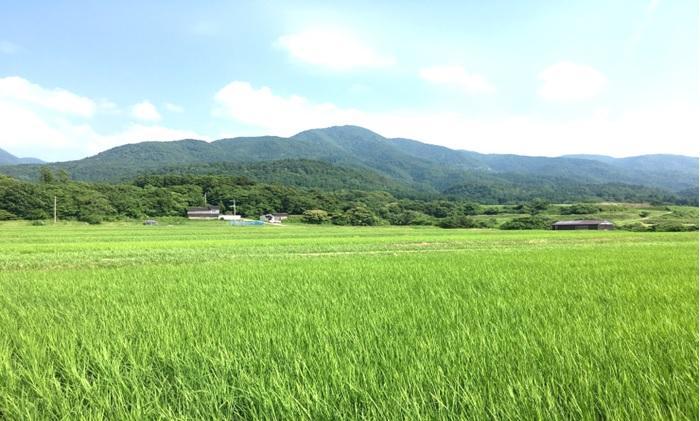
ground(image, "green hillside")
xmin=0 ymin=125 xmax=696 ymax=204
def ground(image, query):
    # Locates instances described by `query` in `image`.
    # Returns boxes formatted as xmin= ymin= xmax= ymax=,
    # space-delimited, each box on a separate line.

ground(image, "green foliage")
xmin=301 ymin=209 xmax=330 ymax=224
xmin=330 ymin=212 xmax=350 ymax=226
xmin=561 ymin=203 xmax=601 ymax=215
xmin=500 ymin=216 xmax=553 ymax=230
xmin=1 ymin=172 xmax=698 ymax=230
xmin=438 ymin=213 xmax=478 ymax=229
xmin=0 ymin=209 xmax=16 ymax=220
xmin=619 ymin=222 xmax=652 ymax=232
xmin=344 ymin=204 xmax=379 ymax=226
xmin=39 ymin=166 xmax=54 ymax=183
xmin=652 ymin=222 xmax=698 ymax=232
xmin=524 ymin=198 xmax=550 ymax=215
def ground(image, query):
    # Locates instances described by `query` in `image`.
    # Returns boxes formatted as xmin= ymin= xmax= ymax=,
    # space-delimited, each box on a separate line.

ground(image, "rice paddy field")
xmin=0 ymin=221 xmax=697 ymax=419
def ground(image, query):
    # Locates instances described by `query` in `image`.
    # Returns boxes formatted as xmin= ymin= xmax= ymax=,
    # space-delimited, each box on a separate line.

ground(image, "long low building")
xmin=552 ymin=220 xmax=614 ymax=230
xmin=187 ymin=206 xmax=220 ymax=219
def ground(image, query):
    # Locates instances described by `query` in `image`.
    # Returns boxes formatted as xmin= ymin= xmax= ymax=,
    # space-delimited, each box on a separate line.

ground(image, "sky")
xmin=0 ymin=0 xmax=698 ymax=161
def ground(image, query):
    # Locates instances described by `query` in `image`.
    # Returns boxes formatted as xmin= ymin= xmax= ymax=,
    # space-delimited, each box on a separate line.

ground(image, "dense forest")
xmin=1 ymin=168 xmax=697 ymax=231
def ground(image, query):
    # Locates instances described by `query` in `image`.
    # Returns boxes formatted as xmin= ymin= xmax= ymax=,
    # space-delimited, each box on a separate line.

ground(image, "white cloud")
xmin=276 ymin=28 xmax=395 ymax=71
xmin=214 ymin=81 xmax=699 ymax=157
xmin=0 ymin=76 xmax=96 ymax=117
xmin=214 ymin=81 xmax=364 ymax=134
xmin=164 ymin=102 xmax=184 ymax=113
xmin=420 ymin=65 xmax=495 ymax=94
xmin=538 ymin=62 xmax=607 ymax=102
xmin=130 ymin=100 xmax=161 ymax=121
xmin=0 ymin=40 xmax=20 ymax=54
xmin=0 ymin=99 xmax=206 ymax=161
xmin=0 ymin=77 xmax=206 ymax=161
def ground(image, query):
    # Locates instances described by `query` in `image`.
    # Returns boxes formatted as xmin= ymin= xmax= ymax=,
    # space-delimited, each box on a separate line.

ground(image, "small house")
xmin=552 ymin=220 xmax=614 ymax=230
xmin=187 ymin=205 xmax=220 ymax=219
xmin=260 ymin=213 xmax=288 ymax=224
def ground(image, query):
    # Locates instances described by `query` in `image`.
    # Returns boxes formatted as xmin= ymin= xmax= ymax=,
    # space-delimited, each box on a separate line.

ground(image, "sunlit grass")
xmin=0 ymin=222 xmax=697 ymax=419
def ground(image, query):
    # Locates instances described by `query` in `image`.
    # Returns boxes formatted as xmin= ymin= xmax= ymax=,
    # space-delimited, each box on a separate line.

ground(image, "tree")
xmin=461 ymin=202 xmax=481 ymax=215
xmin=500 ymin=216 xmax=552 ymax=230
xmin=345 ymin=205 xmax=379 ymax=226
xmin=302 ymin=209 xmax=330 ymax=224
xmin=524 ymin=198 xmax=550 ymax=215
xmin=438 ymin=213 xmax=478 ymax=229
xmin=39 ymin=167 xmax=54 ymax=184
xmin=561 ymin=203 xmax=600 ymax=215
xmin=57 ymin=169 xmax=70 ymax=183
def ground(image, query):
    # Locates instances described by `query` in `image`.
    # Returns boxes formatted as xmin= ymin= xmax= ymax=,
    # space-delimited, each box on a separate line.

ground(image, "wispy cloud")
xmin=213 ymin=80 xmax=698 ymax=157
xmin=646 ymin=0 xmax=661 ymax=15
xmin=276 ymin=28 xmax=395 ymax=71
xmin=164 ymin=102 xmax=184 ymax=113
xmin=628 ymin=0 xmax=663 ymax=48
xmin=130 ymin=100 xmax=161 ymax=122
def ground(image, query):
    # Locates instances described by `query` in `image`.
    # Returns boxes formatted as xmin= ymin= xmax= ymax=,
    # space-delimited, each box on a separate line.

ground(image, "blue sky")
xmin=0 ymin=0 xmax=697 ymax=161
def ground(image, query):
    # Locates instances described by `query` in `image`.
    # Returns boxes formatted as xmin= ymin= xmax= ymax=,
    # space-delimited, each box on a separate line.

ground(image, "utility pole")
xmin=203 ymin=193 xmax=207 ymax=206
xmin=233 ymin=199 xmax=236 ymax=216
xmin=53 ymin=196 xmax=57 ymax=224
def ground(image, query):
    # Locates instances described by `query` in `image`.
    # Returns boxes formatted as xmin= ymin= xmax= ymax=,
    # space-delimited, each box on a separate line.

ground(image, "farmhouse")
xmin=187 ymin=205 xmax=220 ymax=219
xmin=552 ymin=220 xmax=614 ymax=230
xmin=260 ymin=213 xmax=288 ymax=224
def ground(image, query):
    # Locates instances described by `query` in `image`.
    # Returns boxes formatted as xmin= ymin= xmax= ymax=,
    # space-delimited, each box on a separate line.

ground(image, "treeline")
xmin=1 ymin=171 xmax=697 ymax=231
xmin=0 ymin=171 xmax=548 ymax=226
xmin=3 ymin=158 xmax=697 ymax=206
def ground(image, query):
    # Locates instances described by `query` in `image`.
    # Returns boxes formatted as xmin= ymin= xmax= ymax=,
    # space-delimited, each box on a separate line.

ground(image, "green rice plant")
xmin=0 ymin=223 xmax=697 ymax=419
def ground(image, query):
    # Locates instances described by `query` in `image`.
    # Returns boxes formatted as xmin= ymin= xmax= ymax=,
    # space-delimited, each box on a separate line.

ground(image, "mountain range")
xmin=0 ymin=125 xmax=697 ymax=203
xmin=0 ymin=148 xmax=43 ymax=165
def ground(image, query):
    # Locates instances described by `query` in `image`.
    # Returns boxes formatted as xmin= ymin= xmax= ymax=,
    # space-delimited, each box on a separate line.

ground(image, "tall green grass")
xmin=0 ymin=223 xmax=697 ymax=419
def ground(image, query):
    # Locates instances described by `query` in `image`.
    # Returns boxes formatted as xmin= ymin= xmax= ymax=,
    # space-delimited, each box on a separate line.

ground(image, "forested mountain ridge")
xmin=0 ymin=125 xmax=696 ymax=202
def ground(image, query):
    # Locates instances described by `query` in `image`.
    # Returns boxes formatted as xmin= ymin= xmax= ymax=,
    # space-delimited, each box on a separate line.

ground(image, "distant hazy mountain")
xmin=0 ymin=148 xmax=43 ymax=165
xmin=0 ymin=126 xmax=696 ymax=201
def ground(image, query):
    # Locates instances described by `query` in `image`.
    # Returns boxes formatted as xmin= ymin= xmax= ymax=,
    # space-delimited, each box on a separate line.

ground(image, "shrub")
xmin=438 ymin=214 xmax=478 ymax=229
xmin=0 ymin=209 xmax=17 ymax=220
xmin=302 ymin=209 xmax=330 ymax=224
xmin=500 ymin=216 xmax=552 ymax=230
xmin=80 ymin=214 xmax=103 ymax=225
xmin=345 ymin=205 xmax=379 ymax=226
xmin=620 ymin=222 xmax=651 ymax=232
xmin=652 ymin=222 xmax=698 ymax=232
xmin=330 ymin=213 xmax=349 ymax=226
xmin=560 ymin=203 xmax=600 ymax=215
